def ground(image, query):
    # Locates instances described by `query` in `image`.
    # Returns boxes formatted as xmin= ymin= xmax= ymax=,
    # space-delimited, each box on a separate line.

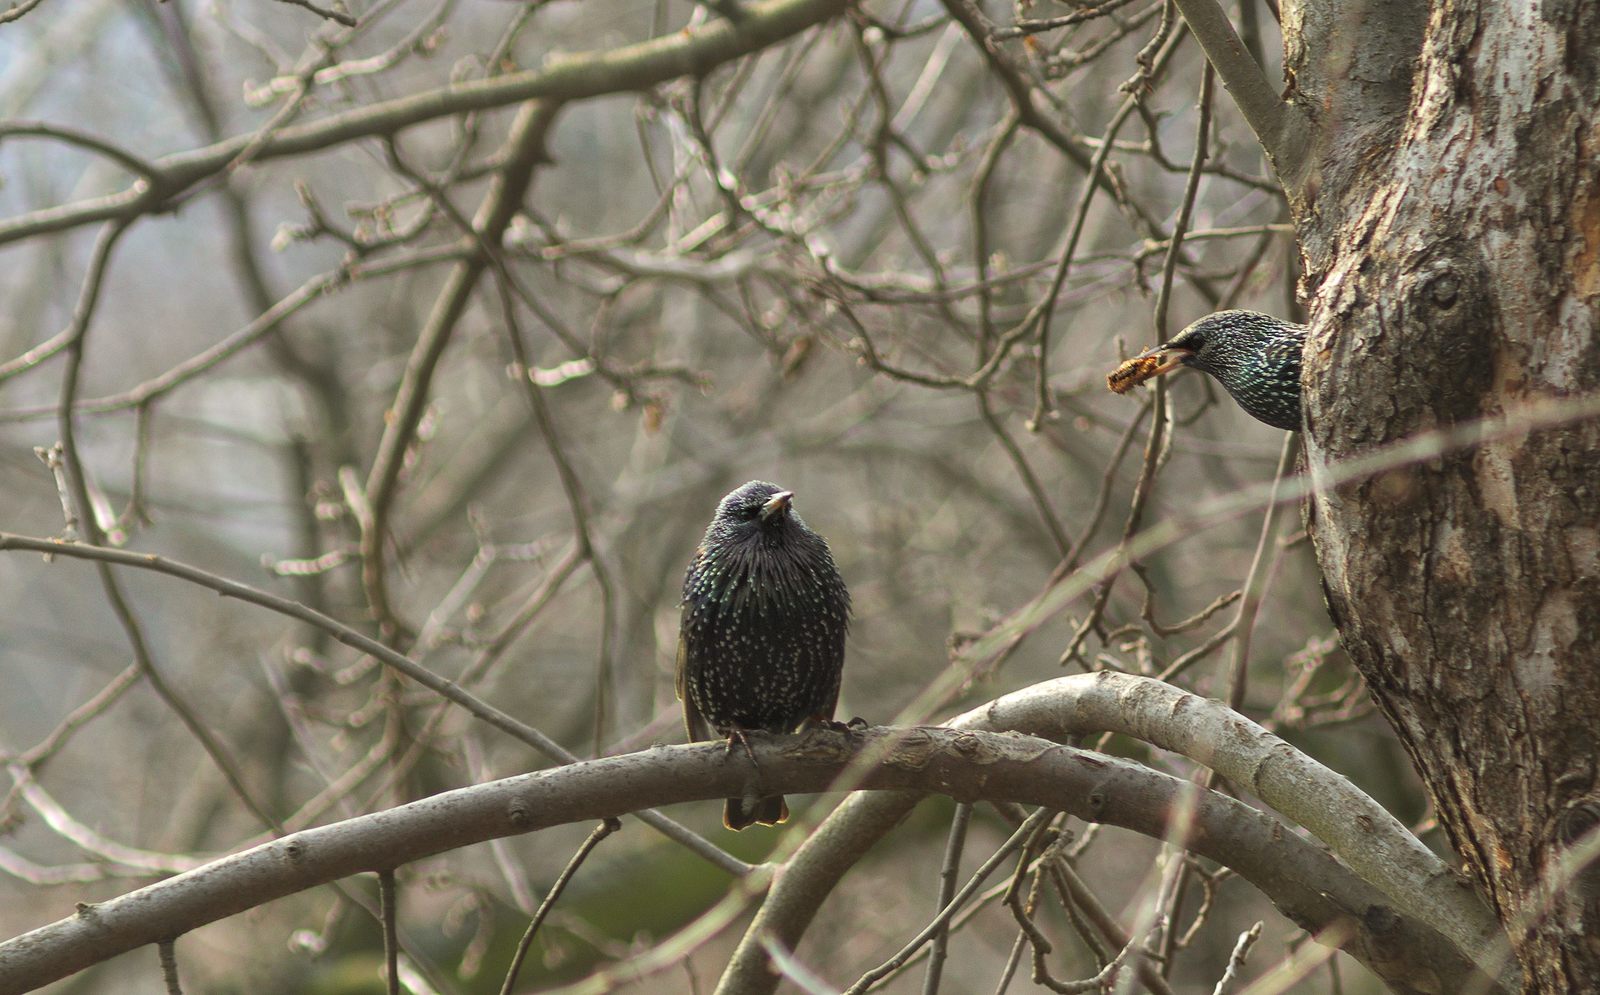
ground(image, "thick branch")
xmin=718 ymin=688 xmax=1509 ymax=995
xmin=965 ymin=672 xmax=1506 ymax=971
xmin=1170 ymin=0 xmax=1311 ymax=191
xmin=0 ymin=728 xmax=1476 ymax=995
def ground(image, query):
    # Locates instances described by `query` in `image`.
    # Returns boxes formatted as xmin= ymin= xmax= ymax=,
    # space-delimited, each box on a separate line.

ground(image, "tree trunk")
xmin=1289 ymin=0 xmax=1600 ymax=988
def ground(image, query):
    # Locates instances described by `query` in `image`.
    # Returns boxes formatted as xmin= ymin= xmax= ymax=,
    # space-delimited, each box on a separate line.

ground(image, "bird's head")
xmin=693 ymin=479 xmax=842 ymax=604
xmin=1134 ymin=310 xmax=1278 ymax=378
xmin=1134 ymin=318 xmax=1215 ymax=377
xmin=711 ymin=480 xmax=802 ymax=545
xmin=1110 ymin=310 xmax=1305 ymax=430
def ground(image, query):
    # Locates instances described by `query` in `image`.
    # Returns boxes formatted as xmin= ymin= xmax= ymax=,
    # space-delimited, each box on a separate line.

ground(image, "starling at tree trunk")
xmin=676 ymin=480 xmax=851 ymax=830
xmin=1121 ymin=310 xmax=1307 ymax=431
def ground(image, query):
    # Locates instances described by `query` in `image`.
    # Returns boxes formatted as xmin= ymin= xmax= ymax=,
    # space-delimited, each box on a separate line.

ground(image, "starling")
xmin=677 ymin=480 xmax=851 ymax=830
xmin=1109 ymin=310 xmax=1307 ymax=431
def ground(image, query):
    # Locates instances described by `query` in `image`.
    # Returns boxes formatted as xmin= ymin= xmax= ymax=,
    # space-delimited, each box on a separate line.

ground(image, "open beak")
xmin=760 ymin=491 xmax=794 ymax=521
xmin=1135 ymin=343 xmax=1196 ymax=376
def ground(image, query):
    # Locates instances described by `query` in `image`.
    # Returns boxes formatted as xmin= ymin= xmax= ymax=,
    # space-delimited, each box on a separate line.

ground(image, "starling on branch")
xmin=1107 ymin=310 xmax=1307 ymax=431
xmin=677 ymin=480 xmax=851 ymax=830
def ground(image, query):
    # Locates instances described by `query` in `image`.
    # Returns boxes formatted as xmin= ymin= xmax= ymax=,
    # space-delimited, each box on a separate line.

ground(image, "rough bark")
xmin=1288 ymin=0 xmax=1600 ymax=988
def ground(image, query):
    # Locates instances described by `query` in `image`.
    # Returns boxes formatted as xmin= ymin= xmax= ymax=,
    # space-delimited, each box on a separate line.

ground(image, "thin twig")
xmin=759 ymin=935 xmax=837 ymax=995
xmin=500 ymin=818 xmax=621 ymax=995
xmin=1210 ymin=922 xmax=1262 ymax=995
xmin=0 ymin=121 xmax=166 ymax=182
xmin=488 ymin=257 xmax=617 ymax=755
xmin=922 ymin=802 xmax=973 ymax=995
xmin=273 ymin=0 xmax=356 ymax=26
xmin=378 ymin=869 xmax=399 ymax=995
xmin=157 ymin=939 xmax=182 ymax=995
xmin=846 ymin=809 xmax=1054 ymax=994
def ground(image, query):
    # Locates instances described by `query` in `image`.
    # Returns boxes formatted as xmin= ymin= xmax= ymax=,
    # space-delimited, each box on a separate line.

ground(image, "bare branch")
xmin=0 ymin=727 xmax=1472 ymax=994
xmin=0 ymin=0 xmax=45 ymax=25
xmin=271 ymin=0 xmax=355 ymax=27
xmin=963 ymin=674 xmax=1504 ymax=969
xmin=1210 ymin=921 xmax=1262 ymax=995
xmin=0 ymin=0 xmax=853 ymax=245
xmin=377 ymin=869 xmax=398 ymax=995
xmin=1168 ymin=0 xmax=1311 ymax=187
xmin=717 ymin=673 xmax=1516 ymax=995
xmin=921 ymin=801 xmax=971 ymax=995
xmin=0 ymin=121 xmax=165 ymax=182
xmin=157 ymin=939 xmax=181 ymax=995
xmin=499 ymin=818 xmax=621 ymax=995
xmin=357 ymin=99 xmax=560 ymax=637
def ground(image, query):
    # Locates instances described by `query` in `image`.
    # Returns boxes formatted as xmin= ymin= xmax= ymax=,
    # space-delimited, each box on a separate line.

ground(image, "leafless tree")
xmin=0 ymin=0 xmax=1593 ymax=992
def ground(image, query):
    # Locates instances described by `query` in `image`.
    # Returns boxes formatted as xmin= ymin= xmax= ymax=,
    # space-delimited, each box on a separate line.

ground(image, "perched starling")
xmin=677 ymin=480 xmax=851 ymax=830
xmin=1109 ymin=310 xmax=1307 ymax=431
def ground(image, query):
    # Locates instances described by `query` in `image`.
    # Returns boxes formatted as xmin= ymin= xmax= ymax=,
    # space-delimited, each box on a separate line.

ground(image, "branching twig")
xmin=1210 ymin=922 xmax=1262 ymax=995
xmin=922 ymin=802 xmax=973 ymax=995
xmin=846 ymin=809 xmax=1053 ymax=994
xmin=272 ymin=0 xmax=356 ymax=26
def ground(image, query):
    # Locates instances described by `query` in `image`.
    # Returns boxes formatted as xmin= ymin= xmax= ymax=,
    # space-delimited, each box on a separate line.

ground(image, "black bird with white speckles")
xmin=677 ymin=480 xmax=851 ymax=830
xmin=1136 ymin=310 xmax=1307 ymax=431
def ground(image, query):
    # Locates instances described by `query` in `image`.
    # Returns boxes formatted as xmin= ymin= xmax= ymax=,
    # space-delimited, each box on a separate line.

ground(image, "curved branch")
xmin=0 ymin=121 xmax=166 ymax=183
xmin=0 ymin=727 xmax=1475 ymax=995
xmin=0 ymin=0 xmax=47 ymax=24
xmin=718 ymin=679 xmax=1512 ymax=995
xmin=962 ymin=672 xmax=1506 ymax=968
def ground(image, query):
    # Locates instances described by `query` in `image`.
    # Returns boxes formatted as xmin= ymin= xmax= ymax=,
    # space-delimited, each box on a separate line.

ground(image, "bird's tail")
xmin=724 ymin=794 xmax=789 ymax=831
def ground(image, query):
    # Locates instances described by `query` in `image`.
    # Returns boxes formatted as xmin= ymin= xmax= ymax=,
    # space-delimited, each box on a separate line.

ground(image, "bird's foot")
xmin=800 ymin=715 xmax=843 ymax=733
xmin=800 ymin=715 xmax=869 ymax=738
xmin=722 ymin=728 xmax=760 ymax=768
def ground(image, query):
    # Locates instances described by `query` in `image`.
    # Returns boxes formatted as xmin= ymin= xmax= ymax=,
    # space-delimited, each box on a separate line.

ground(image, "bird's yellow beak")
xmin=1135 ymin=343 xmax=1196 ymax=376
xmin=760 ymin=491 xmax=793 ymax=521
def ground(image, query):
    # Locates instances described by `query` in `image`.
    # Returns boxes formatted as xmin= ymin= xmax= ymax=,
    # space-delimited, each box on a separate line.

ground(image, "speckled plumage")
xmin=1156 ymin=310 xmax=1306 ymax=431
xmin=677 ymin=480 xmax=850 ymax=830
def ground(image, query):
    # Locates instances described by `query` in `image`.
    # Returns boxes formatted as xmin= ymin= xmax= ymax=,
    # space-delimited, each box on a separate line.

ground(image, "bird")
xmin=1108 ymin=310 xmax=1307 ymax=431
xmin=677 ymin=480 xmax=851 ymax=830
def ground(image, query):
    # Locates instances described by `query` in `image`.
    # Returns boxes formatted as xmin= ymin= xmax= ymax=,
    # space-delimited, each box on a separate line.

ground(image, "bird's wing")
xmin=677 ymin=549 xmax=714 ymax=742
xmin=818 ymin=638 xmax=845 ymax=722
xmin=676 ymin=632 xmax=712 ymax=742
